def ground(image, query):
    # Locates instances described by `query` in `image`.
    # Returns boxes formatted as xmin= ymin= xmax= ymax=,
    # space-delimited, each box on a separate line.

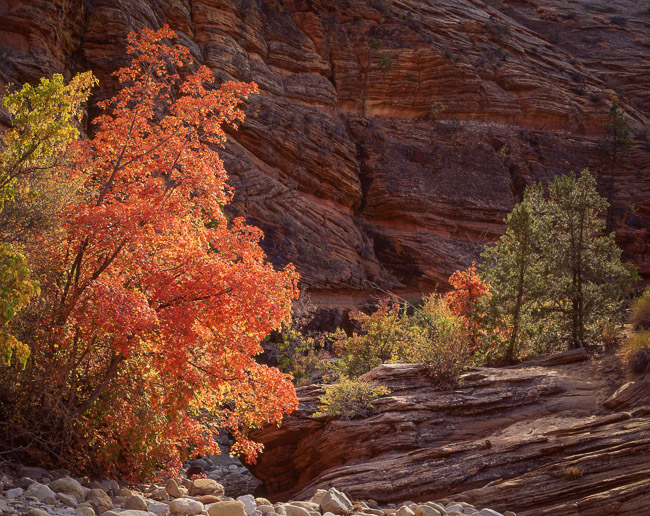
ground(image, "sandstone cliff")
xmin=0 ymin=0 xmax=648 ymax=309
xmin=249 ymin=350 xmax=650 ymax=515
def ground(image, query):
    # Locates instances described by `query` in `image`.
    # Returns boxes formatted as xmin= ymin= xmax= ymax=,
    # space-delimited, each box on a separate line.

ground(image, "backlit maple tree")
xmin=445 ymin=263 xmax=490 ymax=350
xmin=5 ymin=26 xmax=298 ymax=478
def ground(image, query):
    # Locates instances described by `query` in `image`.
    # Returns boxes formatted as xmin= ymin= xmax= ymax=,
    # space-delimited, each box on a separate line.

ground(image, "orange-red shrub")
xmin=444 ymin=264 xmax=490 ymax=350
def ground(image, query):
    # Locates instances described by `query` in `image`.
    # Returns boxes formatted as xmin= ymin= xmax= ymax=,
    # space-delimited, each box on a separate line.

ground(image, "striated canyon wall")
xmin=0 ymin=0 xmax=649 ymax=310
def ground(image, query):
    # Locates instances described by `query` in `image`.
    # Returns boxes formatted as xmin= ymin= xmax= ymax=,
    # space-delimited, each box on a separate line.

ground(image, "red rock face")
xmin=248 ymin=352 xmax=650 ymax=515
xmin=0 ymin=0 xmax=648 ymax=308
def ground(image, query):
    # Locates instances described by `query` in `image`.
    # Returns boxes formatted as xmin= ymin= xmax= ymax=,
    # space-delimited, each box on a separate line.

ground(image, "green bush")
xmin=401 ymin=295 xmax=470 ymax=385
xmin=330 ymin=295 xmax=472 ymax=385
xmin=333 ymin=299 xmax=404 ymax=378
xmin=314 ymin=377 xmax=390 ymax=419
xmin=630 ymin=287 xmax=650 ymax=331
xmin=600 ymin=319 xmax=621 ymax=350
xmin=620 ymin=331 xmax=650 ymax=374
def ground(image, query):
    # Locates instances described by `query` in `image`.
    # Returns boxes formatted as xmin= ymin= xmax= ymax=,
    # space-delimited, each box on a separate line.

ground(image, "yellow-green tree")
xmin=0 ymin=72 xmax=96 ymax=365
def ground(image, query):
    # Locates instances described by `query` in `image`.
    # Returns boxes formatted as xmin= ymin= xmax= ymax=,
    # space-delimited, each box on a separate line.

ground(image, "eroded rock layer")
xmin=249 ymin=351 xmax=650 ymax=516
xmin=0 ymin=0 xmax=648 ymax=307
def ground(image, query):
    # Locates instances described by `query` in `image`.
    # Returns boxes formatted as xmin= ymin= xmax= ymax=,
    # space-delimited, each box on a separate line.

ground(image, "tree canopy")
xmin=0 ymin=26 xmax=299 ymax=479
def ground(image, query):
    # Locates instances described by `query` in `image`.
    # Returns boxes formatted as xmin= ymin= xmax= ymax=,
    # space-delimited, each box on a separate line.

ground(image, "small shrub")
xmin=445 ymin=264 xmax=490 ymax=350
xmin=559 ymin=465 xmax=584 ymax=480
xmin=314 ymin=377 xmax=390 ymax=419
xmin=484 ymin=20 xmax=510 ymax=36
xmin=271 ymin=325 xmax=331 ymax=386
xmin=630 ymin=287 xmax=650 ymax=330
xmin=589 ymin=92 xmax=602 ymax=103
xmin=401 ymin=295 xmax=471 ymax=385
xmin=447 ymin=116 xmax=461 ymax=132
xmin=572 ymin=85 xmax=586 ymax=96
xmin=493 ymin=47 xmax=510 ymax=61
xmin=371 ymin=0 xmax=392 ymax=14
xmin=333 ymin=298 xmax=404 ymax=377
xmin=609 ymin=16 xmax=627 ymax=27
xmin=620 ymin=331 xmax=650 ymax=374
xmin=430 ymin=101 xmax=447 ymax=119
xmin=570 ymin=72 xmax=582 ymax=83
xmin=600 ymin=320 xmax=620 ymax=350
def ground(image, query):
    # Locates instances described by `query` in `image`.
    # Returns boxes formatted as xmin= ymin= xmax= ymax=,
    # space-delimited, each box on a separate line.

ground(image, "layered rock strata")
xmin=249 ymin=351 xmax=650 ymax=515
xmin=0 ymin=0 xmax=648 ymax=308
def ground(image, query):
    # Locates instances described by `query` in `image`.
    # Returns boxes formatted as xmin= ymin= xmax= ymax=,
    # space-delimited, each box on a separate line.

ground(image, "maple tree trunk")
xmin=75 ymin=352 xmax=125 ymax=416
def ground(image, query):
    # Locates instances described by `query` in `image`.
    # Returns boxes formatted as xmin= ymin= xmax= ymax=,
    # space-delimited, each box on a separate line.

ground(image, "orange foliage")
xmin=444 ymin=264 xmax=490 ymax=350
xmin=22 ymin=26 xmax=298 ymax=478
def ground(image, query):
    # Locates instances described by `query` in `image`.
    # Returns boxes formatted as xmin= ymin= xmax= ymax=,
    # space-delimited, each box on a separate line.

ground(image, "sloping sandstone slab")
xmin=250 ymin=352 xmax=650 ymax=515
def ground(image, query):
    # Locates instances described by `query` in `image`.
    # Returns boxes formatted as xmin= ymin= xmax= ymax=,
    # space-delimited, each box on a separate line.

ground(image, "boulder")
xmin=26 ymin=483 xmax=57 ymax=503
xmin=149 ymin=502 xmax=170 ymax=516
xmin=165 ymin=480 xmax=184 ymax=499
xmin=415 ymin=507 xmax=441 ymax=516
xmin=6 ymin=487 xmax=23 ymax=499
xmin=169 ymin=499 xmax=204 ymax=516
xmin=396 ymin=508 xmax=415 ymax=516
xmin=190 ymin=479 xmax=224 ymax=497
xmin=19 ymin=467 xmax=49 ymax=481
xmin=104 ymin=511 xmax=152 ymax=516
xmin=26 ymin=509 xmax=51 ymax=516
xmin=282 ymin=506 xmax=310 ymax=516
xmin=289 ymin=502 xmax=319 ymax=511
xmin=17 ymin=477 xmax=36 ymax=489
xmin=196 ymin=495 xmax=222 ymax=504
xmin=125 ymin=496 xmax=149 ymax=512
xmin=185 ymin=467 xmax=204 ymax=479
xmin=423 ymin=504 xmax=445 ymax=515
xmin=86 ymin=488 xmax=113 ymax=510
xmin=314 ymin=489 xmax=352 ymax=515
xmin=100 ymin=480 xmax=120 ymax=494
xmin=50 ymin=477 xmax=85 ymax=502
xmin=150 ymin=488 xmax=170 ymax=502
xmin=236 ymin=495 xmax=256 ymax=516
xmin=58 ymin=492 xmax=79 ymax=507
xmin=208 ymin=501 xmax=247 ymax=516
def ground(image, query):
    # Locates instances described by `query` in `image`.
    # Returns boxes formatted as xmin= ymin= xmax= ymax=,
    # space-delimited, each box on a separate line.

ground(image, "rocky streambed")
xmin=2 ymin=351 xmax=648 ymax=516
xmin=0 ymin=469 xmax=513 ymax=516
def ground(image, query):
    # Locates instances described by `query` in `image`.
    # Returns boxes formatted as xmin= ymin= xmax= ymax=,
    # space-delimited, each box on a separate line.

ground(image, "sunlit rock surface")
xmin=0 ymin=0 xmax=648 ymax=309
